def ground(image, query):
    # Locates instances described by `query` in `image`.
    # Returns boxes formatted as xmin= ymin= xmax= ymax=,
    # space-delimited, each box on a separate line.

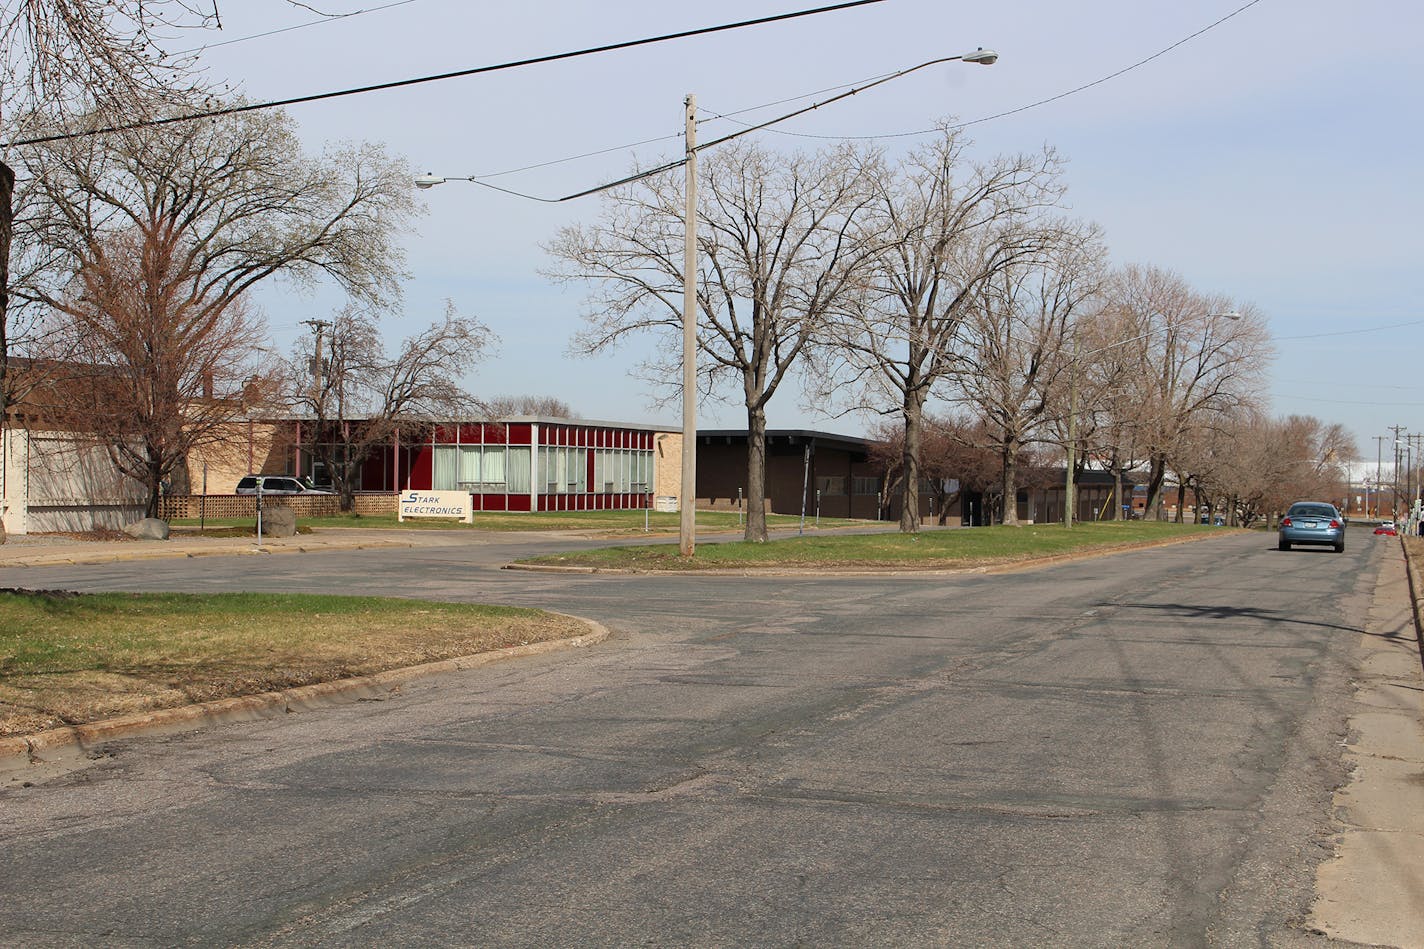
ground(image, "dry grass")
xmin=519 ymin=521 xmax=1219 ymax=571
xmin=0 ymin=590 xmax=586 ymax=738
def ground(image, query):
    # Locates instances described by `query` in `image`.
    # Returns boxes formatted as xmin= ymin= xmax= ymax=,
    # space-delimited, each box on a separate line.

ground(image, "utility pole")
xmin=679 ymin=93 xmax=698 ymax=558
xmin=300 ymin=319 xmax=329 ymax=485
xmin=300 ymin=319 xmax=329 ymax=400
xmin=1389 ymin=425 xmax=1407 ymax=517
xmin=1374 ymin=435 xmax=1387 ymax=518
xmin=1064 ymin=338 xmax=1079 ymax=529
xmin=1410 ymin=433 xmax=1424 ymax=511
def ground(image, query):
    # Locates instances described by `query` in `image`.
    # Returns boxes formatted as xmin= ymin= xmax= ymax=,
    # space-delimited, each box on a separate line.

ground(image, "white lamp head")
xmin=961 ymin=48 xmax=999 ymax=65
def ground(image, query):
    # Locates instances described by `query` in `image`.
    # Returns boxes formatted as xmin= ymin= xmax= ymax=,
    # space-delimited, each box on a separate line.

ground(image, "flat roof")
xmin=697 ymin=429 xmax=876 ymax=452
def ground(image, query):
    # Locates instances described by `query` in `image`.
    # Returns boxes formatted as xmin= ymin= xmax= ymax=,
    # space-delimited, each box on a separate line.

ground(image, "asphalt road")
xmin=0 ymin=531 xmax=1386 ymax=946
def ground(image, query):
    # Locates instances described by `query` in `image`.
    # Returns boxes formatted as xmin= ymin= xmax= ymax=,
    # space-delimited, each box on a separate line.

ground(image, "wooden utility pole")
xmin=1374 ymin=435 xmax=1388 ymax=517
xmin=301 ymin=319 xmax=329 ymax=399
xmin=1064 ymin=338 xmax=1080 ymax=529
xmin=679 ymin=94 xmax=698 ymax=557
xmin=1389 ymin=425 xmax=1407 ymax=517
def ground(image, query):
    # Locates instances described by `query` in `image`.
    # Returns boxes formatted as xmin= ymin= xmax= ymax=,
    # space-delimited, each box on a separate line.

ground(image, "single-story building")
xmin=287 ymin=417 xmax=678 ymax=512
xmin=695 ymin=429 xmax=889 ymax=520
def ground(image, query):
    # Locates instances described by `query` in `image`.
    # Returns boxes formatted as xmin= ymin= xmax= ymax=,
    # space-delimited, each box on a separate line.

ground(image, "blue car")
xmin=1278 ymin=501 xmax=1345 ymax=553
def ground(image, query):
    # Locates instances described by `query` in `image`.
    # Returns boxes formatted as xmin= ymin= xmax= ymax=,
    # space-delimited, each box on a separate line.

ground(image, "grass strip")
xmin=517 ymin=521 xmax=1223 ymax=571
xmin=0 ymin=591 xmax=586 ymax=738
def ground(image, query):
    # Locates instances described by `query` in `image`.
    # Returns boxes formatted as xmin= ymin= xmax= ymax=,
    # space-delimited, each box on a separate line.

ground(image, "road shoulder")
xmin=1310 ymin=540 xmax=1424 ymax=947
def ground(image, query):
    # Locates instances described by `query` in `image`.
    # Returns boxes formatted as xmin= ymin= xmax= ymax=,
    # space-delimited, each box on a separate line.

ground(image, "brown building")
xmin=695 ymin=430 xmax=888 ymax=520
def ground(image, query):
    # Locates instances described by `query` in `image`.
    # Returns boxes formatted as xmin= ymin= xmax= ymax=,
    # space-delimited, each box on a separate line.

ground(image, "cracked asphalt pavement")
xmin=0 ymin=530 xmax=1387 ymax=946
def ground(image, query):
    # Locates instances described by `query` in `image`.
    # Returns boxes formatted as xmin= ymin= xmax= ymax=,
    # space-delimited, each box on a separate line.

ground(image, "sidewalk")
xmin=1310 ymin=539 xmax=1424 ymax=948
xmin=0 ymin=528 xmax=424 ymax=569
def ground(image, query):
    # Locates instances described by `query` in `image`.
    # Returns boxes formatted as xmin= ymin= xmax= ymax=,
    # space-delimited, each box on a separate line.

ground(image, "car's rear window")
xmin=237 ymin=477 xmax=257 ymax=489
xmin=1289 ymin=504 xmax=1336 ymax=518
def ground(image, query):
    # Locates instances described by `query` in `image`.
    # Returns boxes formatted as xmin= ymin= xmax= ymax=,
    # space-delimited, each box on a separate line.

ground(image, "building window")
xmin=816 ymin=476 xmax=846 ymax=497
xmin=433 ymin=445 xmax=511 ymax=491
xmin=852 ymin=476 xmax=880 ymax=496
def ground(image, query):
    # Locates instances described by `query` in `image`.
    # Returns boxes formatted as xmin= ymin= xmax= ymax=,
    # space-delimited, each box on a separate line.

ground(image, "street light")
xmin=416 ymin=48 xmax=999 ymax=555
xmin=677 ymin=49 xmax=995 ymax=554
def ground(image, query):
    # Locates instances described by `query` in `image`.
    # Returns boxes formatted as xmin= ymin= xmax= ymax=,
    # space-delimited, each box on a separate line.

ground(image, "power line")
xmin=1276 ymin=318 xmax=1424 ymax=340
xmin=468 ymin=68 xmax=900 ymax=181
xmin=437 ymin=1 xmax=1270 ymax=202
xmin=4 ymin=0 xmax=887 ymax=149
xmin=176 ymin=0 xmax=425 ymax=55
xmin=1275 ymin=379 xmax=1424 ymax=391
xmin=1274 ymin=393 xmax=1424 ymax=407
xmin=443 ymin=52 xmax=992 ymax=205
xmin=712 ymin=0 xmax=1268 ymax=142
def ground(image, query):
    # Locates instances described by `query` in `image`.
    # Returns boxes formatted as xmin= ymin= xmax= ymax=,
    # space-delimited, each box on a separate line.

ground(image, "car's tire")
xmin=1334 ymin=542 xmax=1345 ymax=553
xmin=1278 ymin=539 xmax=1290 ymax=551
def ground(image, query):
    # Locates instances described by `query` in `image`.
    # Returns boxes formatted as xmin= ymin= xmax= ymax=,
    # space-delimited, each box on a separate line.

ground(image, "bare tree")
xmin=549 ymin=140 xmax=876 ymax=542
xmin=950 ymin=223 xmax=1106 ymax=524
xmin=1105 ymin=265 xmax=1272 ymax=519
xmin=815 ymin=127 xmax=1066 ymax=532
xmin=32 ymin=225 xmax=277 ymax=516
xmin=0 ymin=1 xmax=220 ymax=539
xmin=868 ymin=413 xmax=975 ymax=523
xmin=10 ymin=97 xmax=419 ymax=517
xmin=1197 ymin=411 xmax=1356 ymax=525
xmin=478 ymin=395 xmax=577 ymax=419
xmin=1070 ymin=305 xmax=1152 ymax=520
xmin=293 ymin=303 xmax=493 ymax=512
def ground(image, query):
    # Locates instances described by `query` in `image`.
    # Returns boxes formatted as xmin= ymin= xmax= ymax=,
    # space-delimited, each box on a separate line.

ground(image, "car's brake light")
xmin=1281 ymin=517 xmax=1292 ymax=527
xmin=1329 ymin=520 xmax=1340 ymax=529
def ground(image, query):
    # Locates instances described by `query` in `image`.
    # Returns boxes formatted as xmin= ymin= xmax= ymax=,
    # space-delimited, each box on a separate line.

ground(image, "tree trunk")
xmin=1000 ymin=440 xmax=1019 ymax=526
xmin=146 ymin=455 xmax=163 ymax=519
xmin=1110 ymin=462 xmax=1125 ymax=520
xmin=1143 ymin=455 xmax=1168 ymax=521
xmin=0 ymin=161 xmax=13 ymax=545
xmin=744 ymin=405 xmax=769 ymax=542
xmin=900 ymin=388 xmax=927 ymax=533
xmin=339 ymin=439 xmax=355 ymax=513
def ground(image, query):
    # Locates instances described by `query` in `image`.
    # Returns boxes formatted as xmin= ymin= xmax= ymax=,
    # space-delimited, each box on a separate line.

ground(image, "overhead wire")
xmin=468 ymin=68 xmax=899 ymax=181
xmin=1276 ymin=318 xmax=1424 ymax=340
xmin=175 ymin=0 xmax=426 ymax=55
xmin=439 ymin=0 xmax=1272 ymax=202
xmin=703 ymin=0 xmax=1268 ymax=142
xmin=3 ymin=0 xmax=887 ymax=148
xmin=1274 ymin=394 xmax=1424 ymax=407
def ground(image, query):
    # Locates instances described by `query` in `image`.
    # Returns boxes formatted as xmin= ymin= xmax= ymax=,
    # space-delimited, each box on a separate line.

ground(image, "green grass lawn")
xmin=171 ymin=509 xmax=873 ymax=534
xmin=517 ymin=521 xmax=1223 ymax=571
xmin=0 ymin=591 xmax=586 ymax=737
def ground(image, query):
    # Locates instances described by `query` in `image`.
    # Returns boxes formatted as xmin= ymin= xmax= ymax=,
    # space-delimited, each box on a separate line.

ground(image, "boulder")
xmin=123 ymin=518 xmax=170 ymax=541
xmin=261 ymin=506 xmax=297 ymax=538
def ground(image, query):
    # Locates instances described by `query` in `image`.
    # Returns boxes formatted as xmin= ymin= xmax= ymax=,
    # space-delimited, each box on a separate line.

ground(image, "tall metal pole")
xmin=679 ymin=94 xmax=698 ymax=557
xmin=1064 ymin=339 xmax=1079 ymax=529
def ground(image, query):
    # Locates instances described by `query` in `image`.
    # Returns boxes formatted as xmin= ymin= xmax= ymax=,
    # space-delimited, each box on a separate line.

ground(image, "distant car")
xmin=234 ymin=475 xmax=332 ymax=496
xmin=1278 ymin=501 xmax=1345 ymax=553
xmin=1374 ymin=522 xmax=1398 ymax=536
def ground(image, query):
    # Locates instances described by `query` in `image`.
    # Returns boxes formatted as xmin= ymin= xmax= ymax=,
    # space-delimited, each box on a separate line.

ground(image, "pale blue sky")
xmin=195 ymin=0 xmax=1424 ymax=459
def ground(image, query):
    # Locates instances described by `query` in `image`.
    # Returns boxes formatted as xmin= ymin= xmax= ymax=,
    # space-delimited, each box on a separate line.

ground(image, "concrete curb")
xmin=0 ymin=616 xmax=609 ymax=775
xmin=0 ymin=537 xmax=418 ymax=569
xmin=1402 ymin=534 xmax=1424 ymax=676
xmin=503 ymin=529 xmax=1230 ymax=578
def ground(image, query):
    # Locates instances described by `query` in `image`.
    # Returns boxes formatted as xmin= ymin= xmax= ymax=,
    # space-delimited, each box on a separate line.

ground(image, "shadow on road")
xmin=1105 ymin=601 xmax=1367 ymax=637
